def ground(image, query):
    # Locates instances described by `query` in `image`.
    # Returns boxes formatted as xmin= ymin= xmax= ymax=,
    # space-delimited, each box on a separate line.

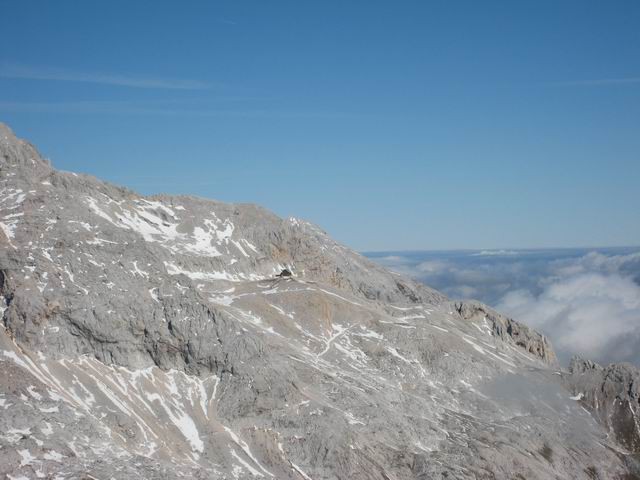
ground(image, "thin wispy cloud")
xmin=0 ymin=100 xmax=189 ymax=115
xmin=0 ymin=64 xmax=210 ymax=90
xmin=0 ymin=99 xmax=367 ymax=120
xmin=547 ymin=77 xmax=640 ymax=87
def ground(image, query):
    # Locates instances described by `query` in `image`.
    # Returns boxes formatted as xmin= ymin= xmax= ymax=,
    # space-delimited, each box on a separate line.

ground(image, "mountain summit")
xmin=0 ymin=123 xmax=637 ymax=479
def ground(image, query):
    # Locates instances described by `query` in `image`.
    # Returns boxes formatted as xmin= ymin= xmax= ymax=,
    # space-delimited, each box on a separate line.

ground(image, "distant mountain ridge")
xmin=1 ymin=123 xmax=639 ymax=479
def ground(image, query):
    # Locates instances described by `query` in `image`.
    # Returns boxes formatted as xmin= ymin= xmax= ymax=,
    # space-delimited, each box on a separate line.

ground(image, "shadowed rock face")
xmin=0 ymin=123 xmax=637 ymax=479
xmin=564 ymin=357 xmax=640 ymax=453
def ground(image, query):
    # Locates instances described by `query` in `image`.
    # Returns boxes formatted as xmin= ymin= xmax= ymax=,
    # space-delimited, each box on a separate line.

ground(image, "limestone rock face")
xmin=0 ymin=123 xmax=636 ymax=479
xmin=454 ymin=300 xmax=557 ymax=365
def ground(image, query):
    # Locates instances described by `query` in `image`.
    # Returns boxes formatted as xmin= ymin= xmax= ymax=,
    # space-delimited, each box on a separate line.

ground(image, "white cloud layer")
xmin=369 ymin=249 xmax=640 ymax=366
xmin=496 ymin=252 xmax=640 ymax=365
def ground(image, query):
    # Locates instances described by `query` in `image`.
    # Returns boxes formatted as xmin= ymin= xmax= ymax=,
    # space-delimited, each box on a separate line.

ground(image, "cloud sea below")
xmin=366 ymin=247 xmax=640 ymax=366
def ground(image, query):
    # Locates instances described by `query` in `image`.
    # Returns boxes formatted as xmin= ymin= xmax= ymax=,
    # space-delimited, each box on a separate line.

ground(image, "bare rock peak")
xmin=0 ymin=122 xmax=51 ymax=178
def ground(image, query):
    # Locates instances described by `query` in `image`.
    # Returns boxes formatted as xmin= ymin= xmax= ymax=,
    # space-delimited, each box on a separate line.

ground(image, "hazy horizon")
xmin=363 ymin=245 xmax=640 ymax=255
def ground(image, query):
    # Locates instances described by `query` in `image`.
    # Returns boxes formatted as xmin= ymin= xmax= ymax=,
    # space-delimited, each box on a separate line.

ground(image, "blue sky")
xmin=1 ymin=1 xmax=639 ymax=251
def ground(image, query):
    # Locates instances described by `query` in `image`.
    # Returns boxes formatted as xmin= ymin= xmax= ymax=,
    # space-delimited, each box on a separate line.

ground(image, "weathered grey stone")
xmin=454 ymin=300 xmax=557 ymax=364
xmin=564 ymin=356 xmax=640 ymax=453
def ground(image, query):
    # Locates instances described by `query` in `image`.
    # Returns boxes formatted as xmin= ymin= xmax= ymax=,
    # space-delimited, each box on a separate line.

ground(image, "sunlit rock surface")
xmin=0 ymin=123 xmax=637 ymax=479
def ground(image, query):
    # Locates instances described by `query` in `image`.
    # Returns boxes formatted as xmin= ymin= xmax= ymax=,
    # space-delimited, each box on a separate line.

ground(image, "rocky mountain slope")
xmin=0 ymin=123 xmax=638 ymax=479
xmin=564 ymin=357 xmax=640 ymax=455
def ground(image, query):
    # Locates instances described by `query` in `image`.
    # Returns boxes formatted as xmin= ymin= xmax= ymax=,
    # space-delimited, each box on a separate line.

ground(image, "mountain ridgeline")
xmin=0 ymin=123 xmax=639 ymax=479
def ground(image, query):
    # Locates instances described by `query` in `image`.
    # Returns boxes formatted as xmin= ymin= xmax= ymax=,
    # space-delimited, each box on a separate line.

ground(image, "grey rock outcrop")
xmin=454 ymin=300 xmax=557 ymax=365
xmin=0 ymin=122 xmax=637 ymax=479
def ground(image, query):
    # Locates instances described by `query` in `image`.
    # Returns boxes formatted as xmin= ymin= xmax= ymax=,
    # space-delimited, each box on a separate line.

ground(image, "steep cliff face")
xmin=0 ymin=123 xmax=636 ymax=479
xmin=454 ymin=301 xmax=557 ymax=365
